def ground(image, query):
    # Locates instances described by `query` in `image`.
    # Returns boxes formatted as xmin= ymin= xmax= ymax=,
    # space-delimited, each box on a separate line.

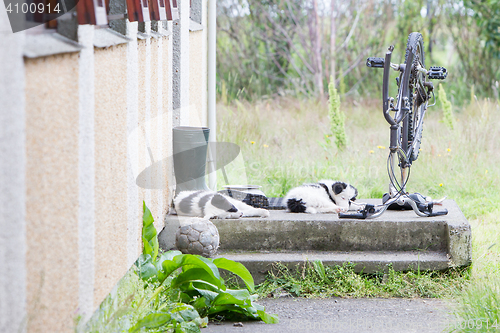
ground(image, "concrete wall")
xmin=0 ymin=3 xmax=206 ymax=331
xmin=24 ymin=53 xmax=80 ymax=333
xmin=0 ymin=14 xmax=27 ymax=333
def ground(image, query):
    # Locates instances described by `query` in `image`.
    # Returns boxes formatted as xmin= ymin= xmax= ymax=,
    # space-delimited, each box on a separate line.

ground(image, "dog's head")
xmin=329 ymin=181 xmax=358 ymax=209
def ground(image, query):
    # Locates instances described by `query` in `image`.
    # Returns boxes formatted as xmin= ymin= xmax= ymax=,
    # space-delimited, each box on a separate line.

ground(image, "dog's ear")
xmin=333 ymin=183 xmax=345 ymax=195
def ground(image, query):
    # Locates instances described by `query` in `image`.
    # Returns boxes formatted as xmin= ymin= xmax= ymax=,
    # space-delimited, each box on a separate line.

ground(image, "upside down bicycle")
xmin=340 ymin=32 xmax=449 ymax=219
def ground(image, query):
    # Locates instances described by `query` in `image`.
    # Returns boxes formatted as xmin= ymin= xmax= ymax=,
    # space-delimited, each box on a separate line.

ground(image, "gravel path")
xmin=204 ymin=297 xmax=456 ymax=333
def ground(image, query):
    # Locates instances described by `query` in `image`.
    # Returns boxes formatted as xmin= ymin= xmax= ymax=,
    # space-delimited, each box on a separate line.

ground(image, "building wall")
xmin=93 ymin=44 xmax=130 ymax=307
xmin=0 ymin=4 xmax=206 ymax=331
xmin=24 ymin=53 xmax=80 ymax=333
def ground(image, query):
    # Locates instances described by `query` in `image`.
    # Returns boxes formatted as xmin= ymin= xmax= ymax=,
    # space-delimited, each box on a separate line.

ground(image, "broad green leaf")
xmin=178 ymin=280 xmax=223 ymax=294
xmin=212 ymin=292 xmax=248 ymax=306
xmin=213 ymin=258 xmax=255 ymax=292
xmin=192 ymin=296 xmax=210 ymax=312
xmin=128 ymin=312 xmax=171 ymax=332
xmin=135 ymin=253 xmax=151 ymax=267
xmin=169 ymin=303 xmax=201 ymax=322
xmin=142 ymin=236 xmax=154 ymax=258
xmin=135 ymin=254 xmax=157 ymax=281
xmin=180 ymin=291 xmax=195 ymax=304
xmin=142 ymin=202 xmax=159 ymax=262
xmin=160 ymin=254 xmax=222 ymax=286
xmin=223 ymin=289 xmax=252 ymax=301
xmin=194 ymin=316 xmax=208 ymax=328
xmin=190 ymin=296 xmax=210 ymax=318
xmin=158 ymin=250 xmax=183 ymax=263
xmin=156 ymin=250 xmax=182 ymax=281
xmin=193 ymin=287 xmax=219 ymax=302
xmin=179 ymin=321 xmax=201 ymax=333
xmin=172 ymin=267 xmax=223 ymax=289
xmin=257 ymin=310 xmax=279 ymax=324
xmin=207 ymin=304 xmax=258 ymax=318
xmin=139 ymin=262 xmax=158 ymax=281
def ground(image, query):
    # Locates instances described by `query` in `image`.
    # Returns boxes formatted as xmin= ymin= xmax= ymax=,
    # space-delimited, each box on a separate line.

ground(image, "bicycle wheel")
xmin=404 ymin=32 xmax=427 ymax=163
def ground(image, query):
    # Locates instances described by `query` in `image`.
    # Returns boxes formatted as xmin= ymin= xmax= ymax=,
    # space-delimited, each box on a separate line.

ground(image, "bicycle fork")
xmin=388 ymin=151 xmax=409 ymax=197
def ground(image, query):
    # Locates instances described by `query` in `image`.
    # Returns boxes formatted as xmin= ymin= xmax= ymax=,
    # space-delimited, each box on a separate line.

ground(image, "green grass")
xmin=255 ymin=262 xmax=470 ymax=299
xmin=216 ymin=96 xmax=500 ymax=331
xmin=80 ymin=270 xmax=159 ymax=333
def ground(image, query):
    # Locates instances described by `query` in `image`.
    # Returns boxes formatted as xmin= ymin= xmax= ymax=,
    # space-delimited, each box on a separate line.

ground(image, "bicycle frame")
xmin=383 ymin=45 xmax=414 ymax=197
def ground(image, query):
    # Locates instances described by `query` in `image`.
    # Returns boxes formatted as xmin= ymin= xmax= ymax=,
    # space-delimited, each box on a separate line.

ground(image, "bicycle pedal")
xmin=428 ymin=66 xmax=447 ymax=80
xmin=366 ymin=57 xmax=385 ymax=68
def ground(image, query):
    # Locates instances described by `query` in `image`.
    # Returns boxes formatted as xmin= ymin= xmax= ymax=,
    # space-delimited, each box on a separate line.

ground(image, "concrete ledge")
xmin=93 ymin=28 xmax=132 ymax=48
xmin=159 ymin=199 xmax=471 ymax=280
xmin=212 ymin=200 xmax=470 ymax=266
xmin=24 ymin=32 xmax=83 ymax=58
xmin=217 ymin=250 xmax=451 ymax=284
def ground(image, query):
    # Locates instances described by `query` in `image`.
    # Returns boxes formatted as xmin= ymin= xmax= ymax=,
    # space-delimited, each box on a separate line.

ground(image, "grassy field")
xmin=216 ymin=95 xmax=500 ymax=331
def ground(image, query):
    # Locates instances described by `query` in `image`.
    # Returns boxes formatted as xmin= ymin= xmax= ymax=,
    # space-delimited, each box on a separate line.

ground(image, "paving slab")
xmin=203 ymin=297 xmax=457 ymax=333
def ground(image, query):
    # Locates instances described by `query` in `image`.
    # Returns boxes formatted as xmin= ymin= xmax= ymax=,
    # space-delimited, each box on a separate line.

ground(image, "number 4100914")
xmin=5 ymin=2 xmax=61 ymax=14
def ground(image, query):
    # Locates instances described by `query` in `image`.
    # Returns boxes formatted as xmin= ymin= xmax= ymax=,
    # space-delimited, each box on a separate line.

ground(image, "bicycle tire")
xmin=403 ymin=32 xmax=426 ymax=163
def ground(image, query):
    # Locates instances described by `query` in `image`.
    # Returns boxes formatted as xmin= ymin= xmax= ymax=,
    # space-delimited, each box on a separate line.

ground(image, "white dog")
xmin=174 ymin=190 xmax=270 ymax=219
xmin=285 ymin=180 xmax=362 ymax=214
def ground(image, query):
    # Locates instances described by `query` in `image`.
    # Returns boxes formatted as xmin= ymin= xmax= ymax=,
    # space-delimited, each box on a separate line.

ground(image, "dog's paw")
xmin=259 ymin=209 xmax=270 ymax=218
xmin=228 ymin=212 xmax=243 ymax=219
xmin=305 ymin=207 xmax=317 ymax=214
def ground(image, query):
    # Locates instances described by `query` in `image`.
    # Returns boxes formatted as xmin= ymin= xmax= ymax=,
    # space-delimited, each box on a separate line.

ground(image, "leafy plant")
xmin=328 ymin=76 xmax=347 ymax=150
xmin=132 ymin=202 xmax=278 ymax=332
xmin=439 ymin=84 xmax=455 ymax=130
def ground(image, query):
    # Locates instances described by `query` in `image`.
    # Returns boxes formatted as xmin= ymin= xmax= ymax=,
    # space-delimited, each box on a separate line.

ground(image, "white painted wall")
xmin=0 ymin=9 xmax=27 ymax=333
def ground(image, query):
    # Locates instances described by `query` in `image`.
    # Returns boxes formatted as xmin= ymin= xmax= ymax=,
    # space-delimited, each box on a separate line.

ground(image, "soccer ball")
xmin=175 ymin=218 xmax=220 ymax=257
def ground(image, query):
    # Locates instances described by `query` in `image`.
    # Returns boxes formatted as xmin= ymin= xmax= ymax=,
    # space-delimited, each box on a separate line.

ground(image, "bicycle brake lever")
xmin=427 ymin=209 xmax=448 ymax=217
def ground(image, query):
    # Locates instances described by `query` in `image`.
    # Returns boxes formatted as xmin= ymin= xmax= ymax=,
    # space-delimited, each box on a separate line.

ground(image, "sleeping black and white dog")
xmin=174 ymin=190 xmax=270 ymax=219
xmin=285 ymin=180 xmax=362 ymax=214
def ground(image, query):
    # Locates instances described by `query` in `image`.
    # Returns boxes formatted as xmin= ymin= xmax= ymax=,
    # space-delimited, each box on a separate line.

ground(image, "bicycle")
xmin=340 ymin=32 xmax=449 ymax=219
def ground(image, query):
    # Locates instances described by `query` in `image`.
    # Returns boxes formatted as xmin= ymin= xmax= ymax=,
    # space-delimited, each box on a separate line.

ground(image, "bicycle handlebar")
xmin=338 ymin=195 xmax=448 ymax=219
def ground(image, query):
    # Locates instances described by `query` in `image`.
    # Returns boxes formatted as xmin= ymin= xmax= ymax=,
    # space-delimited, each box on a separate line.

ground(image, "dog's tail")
xmin=287 ymin=198 xmax=307 ymax=213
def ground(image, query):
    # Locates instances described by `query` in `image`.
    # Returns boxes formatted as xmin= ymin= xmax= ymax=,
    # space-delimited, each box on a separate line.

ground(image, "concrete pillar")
xmin=126 ymin=20 xmax=140 ymax=268
xmin=77 ymin=24 xmax=96 ymax=323
xmin=0 ymin=10 xmax=27 ymax=333
xmin=172 ymin=0 xmax=190 ymax=126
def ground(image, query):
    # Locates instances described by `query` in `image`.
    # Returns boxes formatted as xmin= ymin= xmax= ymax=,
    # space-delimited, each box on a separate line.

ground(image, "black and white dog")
xmin=174 ymin=190 xmax=270 ymax=219
xmin=285 ymin=180 xmax=361 ymax=214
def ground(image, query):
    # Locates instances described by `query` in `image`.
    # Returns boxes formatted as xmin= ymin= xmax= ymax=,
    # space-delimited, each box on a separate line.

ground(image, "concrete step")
xmin=211 ymin=200 xmax=469 ymax=259
xmin=216 ymin=250 xmax=450 ymax=284
xmin=213 ymin=211 xmax=448 ymax=253
xmin=160 ymin=199 xmax=471 ymax=282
